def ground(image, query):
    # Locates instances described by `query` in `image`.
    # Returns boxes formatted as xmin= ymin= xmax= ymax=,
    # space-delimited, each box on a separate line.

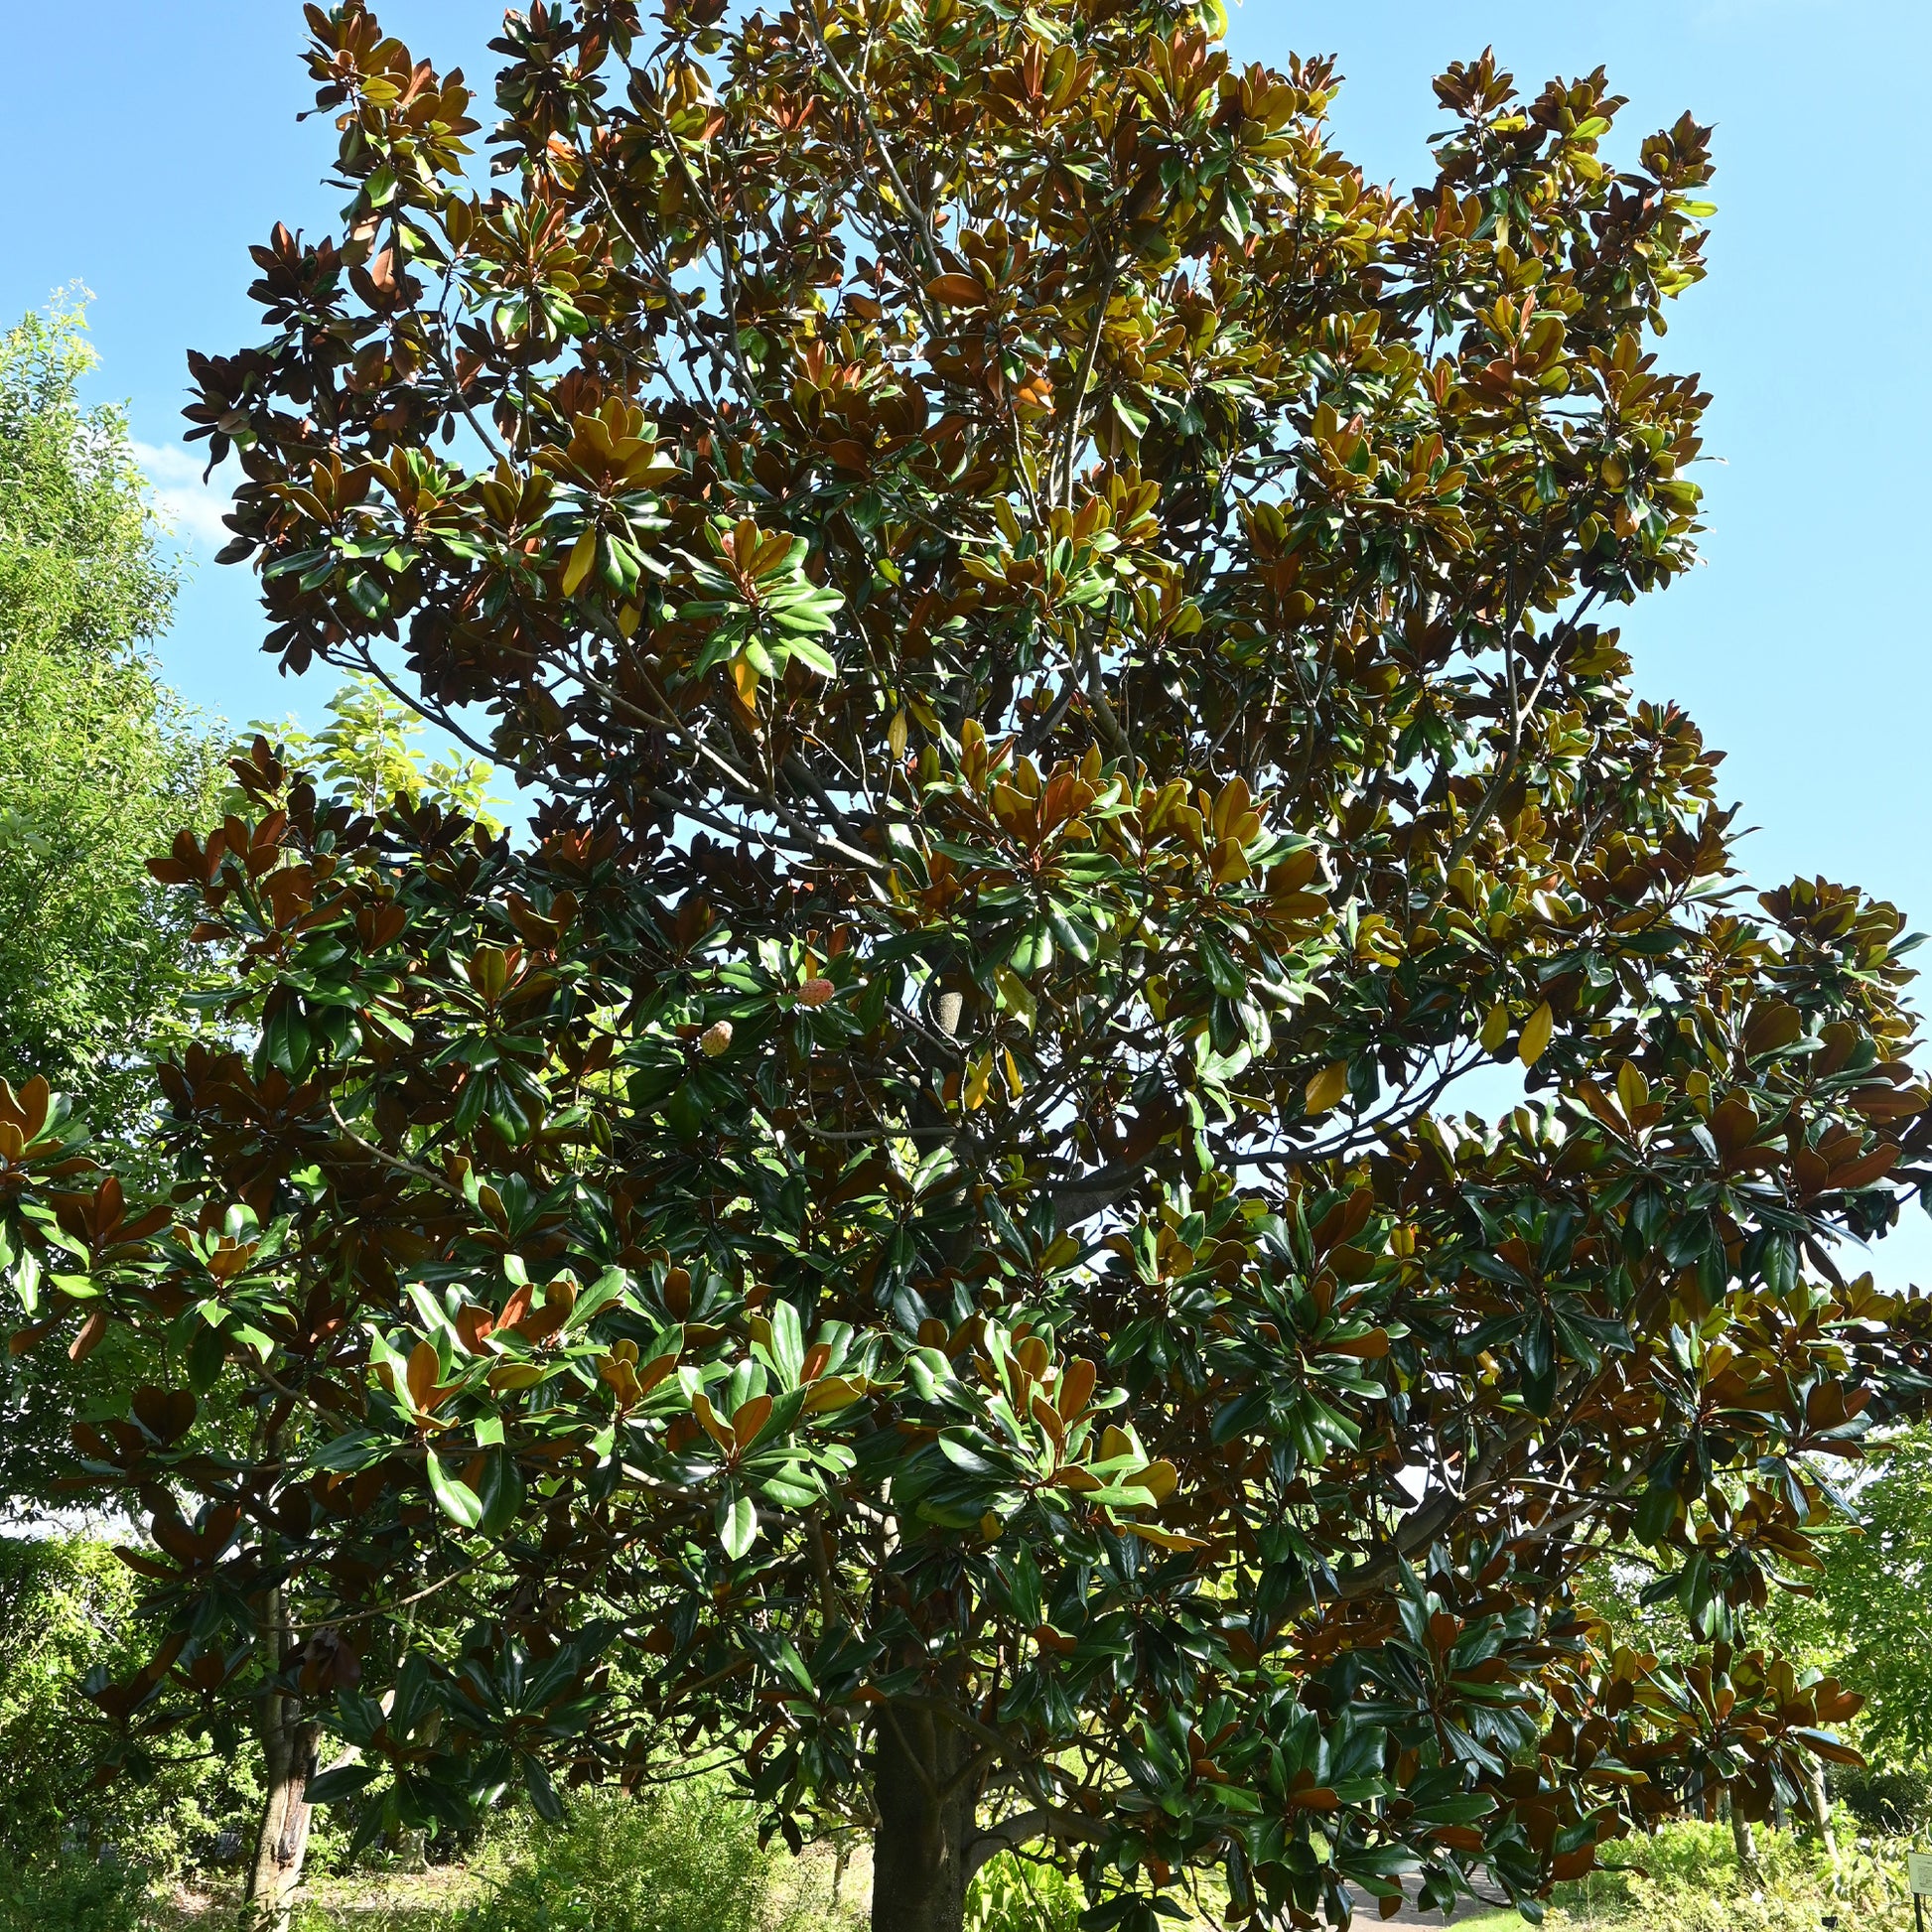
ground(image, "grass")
xmin=18 ymin=1809 xmax=1909 ymax=1932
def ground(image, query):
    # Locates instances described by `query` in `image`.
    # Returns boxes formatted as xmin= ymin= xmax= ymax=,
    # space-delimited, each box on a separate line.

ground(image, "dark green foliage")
xmin=1831 ymin=1764 xmax=1932 ymax=1837
xmin=16 ymin=6 xmax=1932 ymax=1930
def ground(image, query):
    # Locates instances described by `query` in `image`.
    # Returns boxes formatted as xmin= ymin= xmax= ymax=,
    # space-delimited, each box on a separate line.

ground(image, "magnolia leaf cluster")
xmin=8 ymin=4 xmax=1932 ymax=1930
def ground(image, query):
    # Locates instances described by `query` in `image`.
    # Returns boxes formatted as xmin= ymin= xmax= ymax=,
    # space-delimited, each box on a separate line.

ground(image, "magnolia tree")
xmin=10 ymin=2 xmax=1932 ymax=1928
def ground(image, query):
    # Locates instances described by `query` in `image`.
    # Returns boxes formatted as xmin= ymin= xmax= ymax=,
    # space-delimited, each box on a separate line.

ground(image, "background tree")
xmin=0 ymin=298 xmax=229 ymax=1518
xmin=14 ymin=6 xmax=1932 ymax=1932
xmin=0 ymin=310 xmax=494 ymax=1524
xmin=248 ymin=671 xmax=503 ymax=830
xmin=1743 ymin=1425 xmax=1932 ymax=1779
xmin=0 ymin=296 xmax=225 ymax=1138
xmin=1574 ymin=1424 xmax=1932 ymax=1864
xmin=0 ymin=1534 xmax=263 ymax=1876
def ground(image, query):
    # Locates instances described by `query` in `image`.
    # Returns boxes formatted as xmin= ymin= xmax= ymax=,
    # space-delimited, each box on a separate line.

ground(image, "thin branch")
xmin=326 ymin=1099 xmax=469 ymax=1204
xmin=799 ymin=3 xmax=941 ymax=276
xmin=1055 ymin=261 xmax=1119 ymax=508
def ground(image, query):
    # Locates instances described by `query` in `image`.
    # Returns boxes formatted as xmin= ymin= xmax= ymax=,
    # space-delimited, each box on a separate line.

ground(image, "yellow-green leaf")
xmin=994 ymin=964 xmax=1036 ymax=1033
xmin=1519 ymin=1002 xmax=1555 ymax=1067
xmin=562 ymin=527 xmax=599 ymax=597
xmin=1138 ymin=1458 xmax=1177 ymax=1503
xmin=1305 ymin=1061 xmax=1349 ymax=1115
xmin=963 ymin=1051 xmax=992 ymax=1112
xmin=1616 ymin=1060 xmax=1649 ymax=1118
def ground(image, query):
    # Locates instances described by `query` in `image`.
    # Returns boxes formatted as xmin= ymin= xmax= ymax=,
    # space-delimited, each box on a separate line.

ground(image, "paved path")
xmin=1349 ymin=1876 xmax=1509 ymax=1926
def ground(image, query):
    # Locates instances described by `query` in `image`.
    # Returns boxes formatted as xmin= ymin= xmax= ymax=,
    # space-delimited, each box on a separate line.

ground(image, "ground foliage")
xmin=441 ymin=1781 xmax=822 ymax=1932
xmin=10 ymin=2 xmax=1932 ymax=1928
xmin=1544 ymin=1817 xmax=1918 ymax=1932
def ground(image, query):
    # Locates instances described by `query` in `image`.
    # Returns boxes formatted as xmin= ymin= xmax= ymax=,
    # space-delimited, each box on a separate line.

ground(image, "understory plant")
xmin=1550 ymin=1816 xmax=1915 ymax=1931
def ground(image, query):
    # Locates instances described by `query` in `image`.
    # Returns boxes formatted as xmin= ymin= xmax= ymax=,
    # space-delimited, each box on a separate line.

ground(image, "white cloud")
xmin=134 ymin=439 xmax=238 ymax=550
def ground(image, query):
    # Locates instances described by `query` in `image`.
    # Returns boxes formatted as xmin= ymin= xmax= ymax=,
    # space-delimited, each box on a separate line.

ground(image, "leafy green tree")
xmin=0 ymin=300 xmax=229 ymax=1519
xmin=248 ymin=672 xmax=503 ymax=830
xmin=12 ymin=8 xmax=1932 ymax=1932
xmin=0 ymin=307 xmax=507 ymax=1919
xmin=0 ymin=1535 xmax=259 ymax=1872
xmin=0 ymin=318 xmax=479 ymax=1521
xmin=0 ymin=298 xmax=224 ymax=1139
xmin=1759 ymin=1427 xmax=1932 ymax=1773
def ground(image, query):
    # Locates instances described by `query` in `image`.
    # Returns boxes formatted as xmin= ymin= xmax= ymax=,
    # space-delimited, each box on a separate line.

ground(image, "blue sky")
xmin=6 ymin=0 xmax=1927 ymax=1272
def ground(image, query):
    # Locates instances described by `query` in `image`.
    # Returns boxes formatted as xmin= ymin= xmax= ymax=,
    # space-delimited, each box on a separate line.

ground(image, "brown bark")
xmin=1729 ymin=1803 xmax=1759 ymax=1880
xmin=240 ymin=1587 xmax=319 ymax=1932
xmin=870 ymin=1703 xmax=982 ymax=1932
xmin=1805 ymin=1760 xmax=1838 ymax=1863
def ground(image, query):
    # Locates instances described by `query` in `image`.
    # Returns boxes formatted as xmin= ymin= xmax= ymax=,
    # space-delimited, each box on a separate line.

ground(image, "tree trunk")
xmin=240 ymin=1587 xmax=319 ymax=1932
xmin=1805 ymin=1760 xmax=1838 ymax=1863
xmin=1729 ymin=1803 xmax=1759 ymax=1880
xmin=870 ymin=1702 xmax=981 ymax=1932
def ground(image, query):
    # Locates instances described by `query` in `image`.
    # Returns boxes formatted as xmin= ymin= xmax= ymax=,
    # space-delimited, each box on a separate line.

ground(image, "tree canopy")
xmin=11 ymin=5 xmax=1932 ymax=1931
xmin=0 ymin=299 xmax=223 ymax=1139
xmin=0 ymin=301 xmax=231 ymax=1517
xmin=1747 ymin=1426 xmax=1932 ymax=1776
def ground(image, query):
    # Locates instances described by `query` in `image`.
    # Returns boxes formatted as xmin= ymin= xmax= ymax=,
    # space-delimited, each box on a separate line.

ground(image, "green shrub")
xmin=965 ymin=1854 xmax=1084 ymax=1932
xmin=0 ymin=1534 xmax=260 ymax=1876
xmin=1550 ymin=1817 xmax=1919 ymax=1931
xmin=0 ymin=1854 xmax=160 ymax=1932
xmin=1554 ymin=1817 xmax=1742 ymax=1912
xmin=458 ymin=1785 xmax=810 ymax=1932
